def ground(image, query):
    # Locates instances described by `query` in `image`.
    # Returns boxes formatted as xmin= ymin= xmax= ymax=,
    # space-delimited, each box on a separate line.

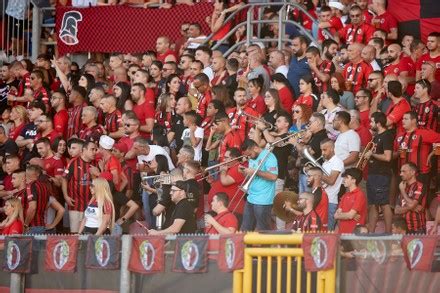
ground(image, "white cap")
xmin=99 ymin=135 xmax=115 ymax=150
xmin=328 ymin=1 xmax=345 ymax=11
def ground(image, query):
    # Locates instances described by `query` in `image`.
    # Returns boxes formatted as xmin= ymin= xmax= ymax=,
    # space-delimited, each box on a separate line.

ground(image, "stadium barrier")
xmin=0 ymin=233 xmax=439 ymax=293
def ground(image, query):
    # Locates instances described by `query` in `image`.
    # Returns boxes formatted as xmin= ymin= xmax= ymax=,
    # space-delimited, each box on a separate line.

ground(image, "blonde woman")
xmin=0 ymin=198 xmax=24 ymax=235
xmin=78 ymin=178 xmax=115 ymax=235
xmin=9 ymin=105 xmax=28 ymax=141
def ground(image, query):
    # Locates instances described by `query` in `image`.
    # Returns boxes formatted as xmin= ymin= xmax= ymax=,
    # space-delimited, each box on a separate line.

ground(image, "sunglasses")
xmin=367 ymin=78 xmax=378 ymax=82
xmin=355 ymin=95 xmax=367 ymax=99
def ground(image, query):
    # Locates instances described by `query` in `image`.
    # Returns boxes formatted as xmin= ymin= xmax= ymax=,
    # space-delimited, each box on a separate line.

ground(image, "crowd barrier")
xmin=0 ymin=233 xmax=439 ymax=293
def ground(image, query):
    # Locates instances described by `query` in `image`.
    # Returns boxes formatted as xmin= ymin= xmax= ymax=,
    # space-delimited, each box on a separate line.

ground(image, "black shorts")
xmin=366 ymin=174 xmax=391 ymax=205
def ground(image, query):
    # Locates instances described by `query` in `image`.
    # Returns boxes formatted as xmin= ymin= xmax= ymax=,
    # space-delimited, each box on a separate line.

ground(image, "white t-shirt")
xmin=181 ymin=127 xmax=204 ymax=161
xmin=321 ymin=106 xmax=342 ymax=140
xmin=203 ymin=66 xmax=214 ymax=81
xmin=187 ymin=36 xmax=207 ymax=49
xmin=335 ymin=129 xmax=360 ymax=167
xmin=137 ymin=145 xmax=175 ymax=170
xmin=322 ymin=155 xmax=344 ymax=204
xmin=275 ymin=65 xmax=289 ymax=78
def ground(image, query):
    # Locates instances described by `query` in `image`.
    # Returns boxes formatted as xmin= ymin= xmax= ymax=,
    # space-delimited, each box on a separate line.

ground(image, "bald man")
xmin=361 ymin=45 xmax=381 ymax=71
xmin=156 ymin=36 xmax=177 ymax=63
xmin=211 ymin=56 xmax=228 ymax=86
xmin=343 ymin=43 xmax=373 ymax=93
xmin=268 ymin=50 xmax=288 ymax=77
xmin=384 ymin=43 xmax=403 ymax=76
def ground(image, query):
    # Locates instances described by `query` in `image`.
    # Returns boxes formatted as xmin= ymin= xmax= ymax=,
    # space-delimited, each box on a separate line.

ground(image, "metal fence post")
xmin=120 ymin=235 xmax=132 ymax=293
xmin=31 ymin=3 xmax=41 ymax=62
xmin=10 ymin=273 xmax=23 ymax=293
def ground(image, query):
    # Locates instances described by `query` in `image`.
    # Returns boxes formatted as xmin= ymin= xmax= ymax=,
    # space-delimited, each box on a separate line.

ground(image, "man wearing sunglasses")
xmin=149 ymin=180 xmax=197 ymax=235
xmin=337 ymin=5 xmax=374 ymax=45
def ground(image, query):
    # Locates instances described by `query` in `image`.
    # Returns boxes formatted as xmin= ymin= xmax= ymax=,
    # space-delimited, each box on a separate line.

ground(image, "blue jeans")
xmin=298 ymin=173 xmax=310 ymax=194
xmin=241 ymin=202 xmax=272 ymax=231
xmin=328 ymin=203 xmax=338 ymax=231
xmin=25 ymin=226 xmax=46 ymax=235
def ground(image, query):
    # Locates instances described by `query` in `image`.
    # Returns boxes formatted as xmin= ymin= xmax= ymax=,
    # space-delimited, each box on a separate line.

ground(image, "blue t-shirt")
xmin=287 ymin=56 xmax=310 ymax=97
xmin=247 ymin=149 xmax=278 ymax=205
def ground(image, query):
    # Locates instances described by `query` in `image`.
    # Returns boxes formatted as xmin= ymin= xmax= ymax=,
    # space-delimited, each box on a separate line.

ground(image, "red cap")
xmin=114 ymin=142 xmax=128 ymax=153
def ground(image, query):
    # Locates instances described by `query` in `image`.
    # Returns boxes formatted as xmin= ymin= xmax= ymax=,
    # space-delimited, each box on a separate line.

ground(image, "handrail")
xmin=203 ymin=2 xmax=333 ymax=51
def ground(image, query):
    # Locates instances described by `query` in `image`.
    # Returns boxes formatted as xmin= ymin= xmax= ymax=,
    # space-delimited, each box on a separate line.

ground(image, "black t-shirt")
xmin=0 ymin=138 xmax=18 ymax=158
xmin=20 ymin=122 xmax=37 ymax=140
xmin=171 ymin=115 xmax=185 ymax=150
xmin=185 ymin=179 xmax=201 ymax=210
xmin=368 ymin=129 xmax=394 ymax=175
xmin=263 ymin=110 xmax=279 ymax=126
xmin=300 ymin=129 xmax=328 ymax=172
xmin=273 ymin=133 xmax=293 ymax=180
xmin=158 ymin=184 xmax=175 ymax=229
xmin=171 ymin=198 xmax=197 ymax=234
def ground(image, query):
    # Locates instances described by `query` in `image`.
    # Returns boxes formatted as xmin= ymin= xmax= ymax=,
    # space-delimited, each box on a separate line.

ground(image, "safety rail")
xmin=233 ymin=233 xmax=336 ymax=293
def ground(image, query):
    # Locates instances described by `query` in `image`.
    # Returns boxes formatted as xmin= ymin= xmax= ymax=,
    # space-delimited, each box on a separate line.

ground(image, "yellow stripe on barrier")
xmin=276 ymin=256 xmax=282 ymax=293
xmin=266 ymin=256 xmax=272 ymax=293
xmin=296 ymin=256 xmax=301 ymax=293
xmin=286 ymin=256 xmax=292 ymax=293
xmin=257 ymin=256 xmax=262 ymax=293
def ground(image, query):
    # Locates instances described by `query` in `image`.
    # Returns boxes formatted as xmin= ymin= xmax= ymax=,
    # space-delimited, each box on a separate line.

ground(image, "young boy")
xmin=181 ymin=110 xmax=204 ymax=161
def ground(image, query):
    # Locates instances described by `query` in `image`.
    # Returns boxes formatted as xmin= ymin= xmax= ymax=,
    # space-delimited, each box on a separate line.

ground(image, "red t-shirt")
xmin=35 ymin=129 xmax=61 ymax=145
xmin=359 ymin=109 xmax=370 ymax=129
xmin=208 ymin=164 xmax=246 ymax=215
xmin=205 ymin=210 xmax=238 ymax=234
xmin=339 ymin=23 xmax=374 ymax=45
xmin=371 ymin=11 xmax=397 ymax=33
xmin=197 ymin=90 xmax=213 ymax=118
xmin=278 ymin=86 xmax=294 ymax=114
xmin=343 ymin=61 xmax=373 ymax=93
xmin=399 ymin=56 xmax=416 ymax=95
xmin=386 ymin=98 xmax=411 ymax=134
xmin=395 ymin=129 xmax=440 ymax=174
xmin=54 ymin=109 xmax=68 ymax=139
xmin=0 ymin=219 xmax=23 ymax=235
xmin=218 ymin=129 xmax=242 ymax=162
xmin=338 ymin=187 xmax=367 ymax=234
xmin=8 ymin=123 xmax=25 ymax=141
xmin=383 ymin=62 xmax=402 ymax=77
xmin=247 ymin=95 xmax=267 ymax=115
xmin=294 ymin=94 xmax=314 ymax=109
xmin=313 ymin=187 xmax=328 ymax=231
xmin=157 ymin=49 xmax=177 ymax=63
xmin=227 ymin=106 xmax=259 ymax=143
xmin=118 ymin=135 xmax=139 ymax=171
xmin=100 ymin=155 xmax=124 ymax=191
xmin=416 ymin=53 xmax=440 ymax=82
xmin=133 ymin=100 xmax=155 ymax=136
xmin=43 ymin=155 xmax=65 ymax=178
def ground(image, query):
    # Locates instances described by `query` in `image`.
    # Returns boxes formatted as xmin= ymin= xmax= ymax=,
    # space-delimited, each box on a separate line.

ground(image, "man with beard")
xmin=322 ymin=39 xmax=339 ymax=64
xmin=384 ymin=44 xmax=403 ymax=76
xmin=240 ymin=139 xmax=278 ymax=231
xmin=192 ymin=73 xmax=213 ymax=118
xmin=338 ymin=5 xmax=374 ymax=45
xmin=0 ymin=63 xmax=19 ymax=114
xmin=333 ymin=111 xmax=361 ymax=168
xmin=227 ymin=87 xmax=260 ymax=142
xmin=334 ymin=168 xmax=367 ymax=233
xmin=343 ymin=43 xmax=373 ymax=93
xmin=354 ymin=88 xmax=371 ymax=129
xmin=34 ymin=114 xmax=61 ymax=144
xmin=364 ymin=112 xmax=394 ymax=233
xmin=306 ymin=46 xmax=335 ymax=93
xmin=179 ymin=54 xmax=195 ymax=91
xmin=394 ymin=162 xmax=426 ymax=234
xmin=416 ymin=32 xmax=440 ymax=82
xmin=7 ymin=61 xmax=31 ymax=107
xmin=290 ymin=192 xmax=322 ymax=232
xmin=287 ymin=36 xmax=310 ymax=97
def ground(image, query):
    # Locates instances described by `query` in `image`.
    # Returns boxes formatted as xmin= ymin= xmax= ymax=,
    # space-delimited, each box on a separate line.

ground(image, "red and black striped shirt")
xmin=33 ymin=86 xmax=50 ymax=111
xmin=13 ymin=188 xmax=28 ymax=214
xmin=67 ymin=103 xmax=86 ymax=138
xmin=26 ymin=181 xmax=49 ymax=227
xmin=412 ymin=99 xmax=438 ymax=131
xmin=79 ymin=124 xmax=105 ymax=143
xmin=64 ymin=157 xmax=95 ymax=212
xmin=294 ymin=209 xmax=322 ymax=232
xmin=313 ymin=60 xmax=335 ymax=93
xmin=122 ymin=163 xmax=134 ymax=192
xmin=105 ymin=109 xmax=122 ymax=134
xmin=400 ymin=181 xmax=426 ymax=233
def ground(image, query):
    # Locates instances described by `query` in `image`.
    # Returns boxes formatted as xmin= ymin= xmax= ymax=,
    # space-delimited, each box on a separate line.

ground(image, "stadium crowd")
xmin=0 ymin=0 xmax=439 ymax=237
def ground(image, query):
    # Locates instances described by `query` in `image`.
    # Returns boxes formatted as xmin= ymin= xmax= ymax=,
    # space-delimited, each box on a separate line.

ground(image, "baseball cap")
xmin=328 ymin=1 xmax=345 ymax=11
xmin=114 ymin=142 xmax=128 ymax=154
xmin=99 ymin=135 xmax=115 ymax=150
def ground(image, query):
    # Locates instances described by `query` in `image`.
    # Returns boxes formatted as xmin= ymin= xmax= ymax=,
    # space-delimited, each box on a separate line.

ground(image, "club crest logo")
xmin=407 ymin=239 xmax=423 ymax=269
xmin=6 ymin=241 xmax=21 ymax=270
xmin=225 ymin=238 xmax=236 ymax=269
xmin=53 ymin=240 xmax=70 ymax=270
xmin=366 ymin=240 xmax=387 ymax=264
xmin=94 ymin=237 xmax=111 ymax=267
xmin=59 ymin=11 xmax=83 ymax=45
xmin=139 ymin=240 xmax=155 ymax=271
xmin=181 ymin=240 xmax=199 ymax=271
xmin=310 ymin=237 xmax=328 ymax=268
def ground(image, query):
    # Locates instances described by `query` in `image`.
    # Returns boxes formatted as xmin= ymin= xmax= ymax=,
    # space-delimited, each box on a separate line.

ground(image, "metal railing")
xmin=233 ymin=233 xmax=336 ymax=293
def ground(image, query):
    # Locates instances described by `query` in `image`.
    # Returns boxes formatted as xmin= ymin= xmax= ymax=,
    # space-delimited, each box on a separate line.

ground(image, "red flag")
xmin=128 ymin=236 xmax=165 ymax=274
xmin=3 ymin=237 xmax=33 ymax=273
xmin=85 ymin=236 xmax=121 ymax=270
xmin=45 ymin=236 xmax=79 ymax=273
xmin=217 ymin=234 xmax=244 ymax=272
xmin=173 ymin=236 xmax=208 ymax=273
xmin=302 ymin=234 xmax=339 ymax=272
xmin=401 ymin=235 xmax=438 ymax=271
